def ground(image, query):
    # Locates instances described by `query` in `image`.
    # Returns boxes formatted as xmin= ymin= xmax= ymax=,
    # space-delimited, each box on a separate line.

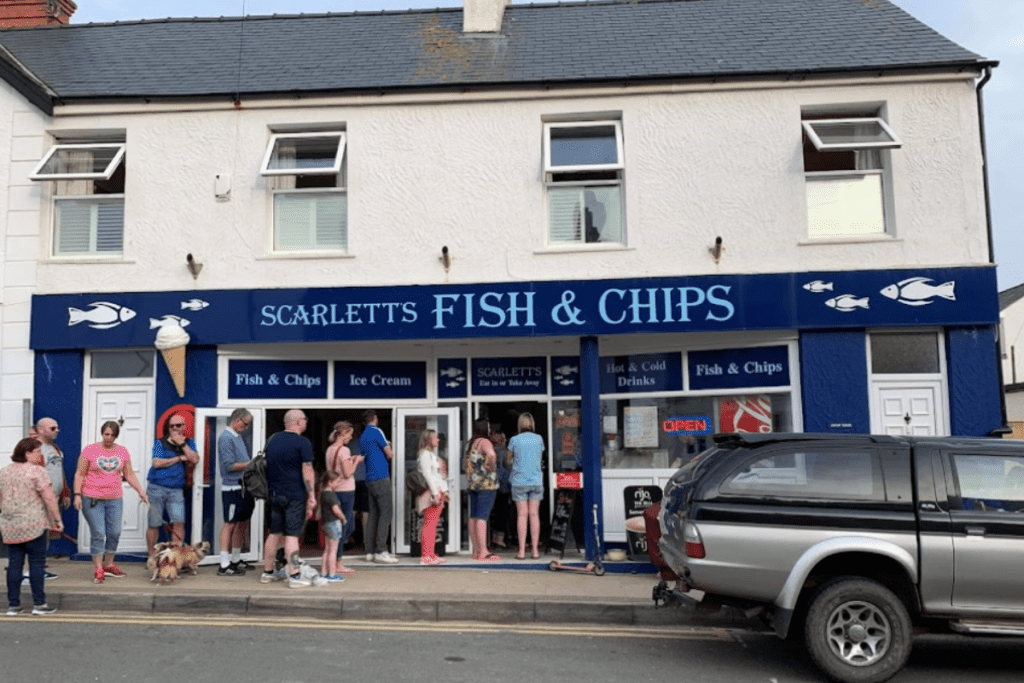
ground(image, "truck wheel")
xmin=803 ymin=577 xmax=912 ymax=683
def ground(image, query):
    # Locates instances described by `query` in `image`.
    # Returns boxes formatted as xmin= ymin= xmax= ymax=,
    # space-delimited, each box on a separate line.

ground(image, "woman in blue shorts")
xmin=507 ymin=412 xmax=545 ymax=560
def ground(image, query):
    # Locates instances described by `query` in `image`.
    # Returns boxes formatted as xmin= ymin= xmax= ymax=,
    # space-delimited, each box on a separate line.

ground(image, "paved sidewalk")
xmin=9 ymin=552 xmax=758 ymax=629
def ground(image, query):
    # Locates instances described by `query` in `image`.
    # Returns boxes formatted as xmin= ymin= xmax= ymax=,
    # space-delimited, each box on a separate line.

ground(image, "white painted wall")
xmin=0 ymin=77 xmax=47 ymax=456
xmin=23 ymin=75 xmax=987 ymax=296
xmin=1002 ymin=296 xmax=1024 ymax=388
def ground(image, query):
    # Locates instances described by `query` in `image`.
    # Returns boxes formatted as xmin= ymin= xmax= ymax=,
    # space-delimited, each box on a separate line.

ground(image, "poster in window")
xmin=623 ymin=406 xmax=659 ymax=448
xmin=719 ymin=395 xmax=772 ymax=433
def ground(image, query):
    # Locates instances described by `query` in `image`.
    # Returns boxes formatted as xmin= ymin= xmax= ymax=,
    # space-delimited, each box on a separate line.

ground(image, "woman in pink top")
xmin=73 ymin=421 xmax=148 ymax=584
xmin=324 ymin=421 xmax=362 ymax=575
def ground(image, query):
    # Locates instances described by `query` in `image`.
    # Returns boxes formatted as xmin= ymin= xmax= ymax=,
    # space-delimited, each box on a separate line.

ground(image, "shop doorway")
xmin=475 ymin=401 xmax=549 ymax=549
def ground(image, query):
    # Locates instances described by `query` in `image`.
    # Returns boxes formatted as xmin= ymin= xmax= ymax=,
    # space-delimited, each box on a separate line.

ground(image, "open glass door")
xmin=192 ymin=408 xmax=265 ymax=565
xmin=394 ymin=407 xmax=461 ymax=556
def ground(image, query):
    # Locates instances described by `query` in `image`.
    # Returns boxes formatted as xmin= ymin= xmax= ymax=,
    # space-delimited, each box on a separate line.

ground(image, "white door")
xmin=192 ymin=408 xmax=266 ymax=565
xmin=394 ymin=408 xmax=461 ymax=556
xmin=872 ymin=382 xmax=945 ymax=435
xmin=83 ymin=387 xmax=153 ymax=555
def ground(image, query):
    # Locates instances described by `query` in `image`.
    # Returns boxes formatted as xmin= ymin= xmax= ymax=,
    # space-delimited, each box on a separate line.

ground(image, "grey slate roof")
xmin=1000 ymin=282 xmax=1024 ymax=311
xmin=0 ymin=0 xmax=989 ymax=104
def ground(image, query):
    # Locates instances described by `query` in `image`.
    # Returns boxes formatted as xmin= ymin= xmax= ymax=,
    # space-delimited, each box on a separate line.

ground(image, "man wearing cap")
xmin=146 ymin=413 xmax=198 ymax=558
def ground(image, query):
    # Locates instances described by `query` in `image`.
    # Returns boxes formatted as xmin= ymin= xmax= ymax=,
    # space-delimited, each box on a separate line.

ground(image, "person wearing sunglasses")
xmin=145 ymin=413 xmax=198 ymax=559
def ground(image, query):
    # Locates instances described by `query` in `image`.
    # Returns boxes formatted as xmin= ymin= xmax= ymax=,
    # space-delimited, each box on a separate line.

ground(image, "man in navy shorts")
xmin=260 ymin=409 xmax=316 ymax=588
xmin=217 ymin=408 xmax=254 ymax=576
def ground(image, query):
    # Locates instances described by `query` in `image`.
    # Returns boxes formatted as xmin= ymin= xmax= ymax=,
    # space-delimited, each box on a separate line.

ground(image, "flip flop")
xmin=515 ymin=554 xmax=527 ymax=560
xmin=477 ymin=554 xmax=502 ymax=562
xmin=531 ymin=553 xmax=541 ymax=559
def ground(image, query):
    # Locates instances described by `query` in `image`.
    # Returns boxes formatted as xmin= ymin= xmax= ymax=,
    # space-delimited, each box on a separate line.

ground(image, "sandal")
xmin=477 ymin=554 xmax=502 ymax=562
xmin=531 ymin=552 xmax=541 ymax=559
xmin=516 ymin=554 xmax=527 ymax=560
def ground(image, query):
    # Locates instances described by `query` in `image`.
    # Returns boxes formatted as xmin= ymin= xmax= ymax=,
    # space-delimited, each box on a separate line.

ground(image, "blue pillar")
xmin=579 ymin=336 xmax=602 ymax=560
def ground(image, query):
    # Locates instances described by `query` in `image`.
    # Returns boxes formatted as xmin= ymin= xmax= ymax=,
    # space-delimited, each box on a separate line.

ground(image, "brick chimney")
xmin=0 ymin=0 xmax=77 ymax=28
xmin=463 ymin=0 xmax=509 ymax=33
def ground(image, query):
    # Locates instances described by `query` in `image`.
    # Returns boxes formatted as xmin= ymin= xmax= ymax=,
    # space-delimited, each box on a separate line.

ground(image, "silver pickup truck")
xmin=657 ymin=433 xmax=1024 ymax=683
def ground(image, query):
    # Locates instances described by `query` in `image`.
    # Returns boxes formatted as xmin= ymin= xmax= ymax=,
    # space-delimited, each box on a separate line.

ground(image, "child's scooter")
xmin=549 ymin=504 xmax=606 ymax=576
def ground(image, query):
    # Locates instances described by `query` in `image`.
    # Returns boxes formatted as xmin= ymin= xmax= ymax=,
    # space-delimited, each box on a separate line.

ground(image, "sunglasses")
xmin=169 ymin=422 xmax=186 ymax=428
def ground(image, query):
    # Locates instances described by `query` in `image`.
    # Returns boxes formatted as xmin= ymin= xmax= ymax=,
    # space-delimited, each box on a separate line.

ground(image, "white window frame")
xmin=260 ymin=131 xmax=346 ymax=176
xmin=543 ymin=121 xmax=624 ymax=173
xmin=802 ymin=115 xmax=900 ymax=240
xmin=30 ymin=143 xmax=126 ymax=180
xmin=802 ymin=117 xmax=901 ymax=153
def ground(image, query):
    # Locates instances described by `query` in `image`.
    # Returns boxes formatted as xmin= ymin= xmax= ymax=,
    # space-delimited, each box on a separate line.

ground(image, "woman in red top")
xmin=73 ymin=421 xmax=148 ymax=584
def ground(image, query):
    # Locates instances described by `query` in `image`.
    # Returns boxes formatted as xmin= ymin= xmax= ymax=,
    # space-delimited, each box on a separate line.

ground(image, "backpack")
xmin=241 ymin=448 xmax=269 ymax=501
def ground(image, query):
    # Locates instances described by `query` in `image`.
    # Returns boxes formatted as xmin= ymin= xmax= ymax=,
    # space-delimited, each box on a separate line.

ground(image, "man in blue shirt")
xmin=360 ymin=409 xmax=398 ymax=564
xmin=260 ymin=409 xmax=317 ymax=587
xmin=146 ymin=413 xmax=199 ymax=559
xmin=217 ymin=408 xmax=254 ymax=576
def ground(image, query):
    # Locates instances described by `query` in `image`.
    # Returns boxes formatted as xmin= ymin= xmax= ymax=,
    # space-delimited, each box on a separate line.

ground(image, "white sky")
xmin=67 ymin=1 xmax=1024 ymax=290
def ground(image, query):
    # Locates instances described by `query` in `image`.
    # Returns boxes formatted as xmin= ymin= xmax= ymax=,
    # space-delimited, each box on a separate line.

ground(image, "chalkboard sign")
xmin=547 ymin=489 xmax=577 ymax=556
xmin=624 ymin=485 xmax=663 ymax=560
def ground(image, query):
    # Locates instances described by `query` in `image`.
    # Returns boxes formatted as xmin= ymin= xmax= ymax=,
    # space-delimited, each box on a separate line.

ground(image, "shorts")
xmin=221 ymin=489 xmax=255 ymax=523
xmin=147 ymin=483 xmax=185 ymax=527
xmin=354 ymin=480 xmax=369 ymax=513
xmin=469 ymin=489 xmax=497 ymax=520
xmin=269 ymin=492 xmax=306 ymax=538
xmin=511 ymin=485 xmax=544 ymax=502
xmin=322 ymin=519 xmax=343 ymax=541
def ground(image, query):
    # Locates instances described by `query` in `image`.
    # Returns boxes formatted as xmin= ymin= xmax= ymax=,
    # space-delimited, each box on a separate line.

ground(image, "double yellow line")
xmin=27 ymin=613 xmax=739 ymax=640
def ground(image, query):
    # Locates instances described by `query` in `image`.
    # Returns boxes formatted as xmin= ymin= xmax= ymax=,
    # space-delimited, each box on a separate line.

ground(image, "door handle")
xmin=964 ymin=525 xmax=986 ymax=536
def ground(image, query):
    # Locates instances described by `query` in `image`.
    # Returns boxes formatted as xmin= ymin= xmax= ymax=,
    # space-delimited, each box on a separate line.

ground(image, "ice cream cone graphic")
xmin=155 ymin=324 xmax=191 ymax=398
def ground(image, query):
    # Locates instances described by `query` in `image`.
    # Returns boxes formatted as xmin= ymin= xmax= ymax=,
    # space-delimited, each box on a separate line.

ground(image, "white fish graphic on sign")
xmin=150 ymin=315 xmax=191 ymax=329
xmin=802 ymin=280 xmax=834 ymax=293
xmin=439 ymin=367 xmax=464 ymax=378
xmin=825 ymin=295 xmax=869 ymax=313
xmin=68 ymin=302 xmax=137 ymax=330
xmin=445 ymin=381 xmax=461 ymax=388
xmin=559 ymin=379 xmax=574 ymax=386
xmin=554 ymin=365 xmax=578 ymax=376
xmin=880 ymin=278 xmax=955 ymax=307
xmin=180 ymin=299 xmax=210 ymax=311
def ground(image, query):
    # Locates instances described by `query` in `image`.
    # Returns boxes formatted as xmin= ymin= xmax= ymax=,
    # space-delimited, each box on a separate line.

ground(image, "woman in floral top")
xmin=0 ymin=437 xmax=64 ymax=615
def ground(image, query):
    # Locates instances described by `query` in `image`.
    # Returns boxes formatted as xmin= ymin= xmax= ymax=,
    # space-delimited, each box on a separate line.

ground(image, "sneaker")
xmin=374 ymin=552 xmax=399 ymax=565
xmin=365 ymin=553 xmax=374 ymax=562
xmin=238 ymin=559 xmax=257 ymax=571
xmin=420 ymin=555 xmax=446 ymax=566
xmin=217 ymin=562 xmax=246 ymax=577
xmin=259 ymin=568 xmax=288 ymax=583
xmin=287 ymin=573 xmax=312 ymax=588
xmin=31 ymin=604 xmax=57 ymax=615
xmin=323 ymin=573 xmax=346 ymax=583
xmin=22 ymin=570 xmax=59 ymax=584
xmin=102 ymin=564 xmax=127 ymax=578
xmin=6 ymin=606 xmax=22 ymax=616
xmin=93 ymin=568 xmax=104 ymax=584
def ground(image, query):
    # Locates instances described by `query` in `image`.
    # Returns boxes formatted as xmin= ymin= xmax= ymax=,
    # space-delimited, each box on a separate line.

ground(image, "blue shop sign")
xmin=472 ymin=357 xmax=546 ymax=395
xmin=551 ymin=357 xmax=581 ymax=396
xmin=601 ymin=353 xmax=682 ymax=394
xmin=334 ymin=361 xmax=426 ymax=399
xmin=228 ymin=360 xmax=328 ymax=400
xmin=438 ymin=358 xmax=468 ymax=399
xmin=688 ymin=346 xmax=790 ymax=390
xmin=30 ymin=266 xmax=998 ymax=350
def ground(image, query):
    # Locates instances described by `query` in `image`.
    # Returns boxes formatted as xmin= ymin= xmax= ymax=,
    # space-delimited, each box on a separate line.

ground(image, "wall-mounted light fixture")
xmin=186 ymin=253 xmax=203 ymax=280
xmin=709 ymin=236 xmax=724 ymax=264
xmin=440 ymin=245 xmax=452 ymax=272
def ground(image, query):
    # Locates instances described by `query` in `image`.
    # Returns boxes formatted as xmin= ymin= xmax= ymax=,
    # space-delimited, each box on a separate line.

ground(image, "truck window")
xmin=721 ymin=448 xmax=882 ymax=500
xmin=952 ymin=454 xmax=1024 ymax=512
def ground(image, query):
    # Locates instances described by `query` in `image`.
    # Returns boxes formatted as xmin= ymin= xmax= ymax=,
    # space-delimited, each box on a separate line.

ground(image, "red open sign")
xmin=662 ymin=416 xmax=712 ymax=435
